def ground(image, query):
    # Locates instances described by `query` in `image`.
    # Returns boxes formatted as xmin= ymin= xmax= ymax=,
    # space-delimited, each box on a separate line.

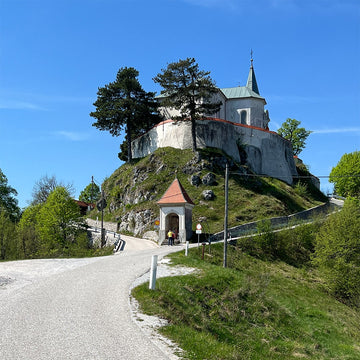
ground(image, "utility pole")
xmin=101 ymin=186 xmax=105 ymax=247
xmin=91 ymin=176 xmax=94 ymax=204
xmin=223 ymin=162 xmax=229 ymax=268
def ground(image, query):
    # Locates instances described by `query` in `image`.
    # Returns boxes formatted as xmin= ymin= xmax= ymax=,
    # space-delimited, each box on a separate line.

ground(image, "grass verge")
xmin=132 ymin=243 xmax=360 ymax=359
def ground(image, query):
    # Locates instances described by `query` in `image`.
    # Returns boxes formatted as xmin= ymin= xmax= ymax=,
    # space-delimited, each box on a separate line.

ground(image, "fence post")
xmin=149 ymin=255 xmax=158 ymax=290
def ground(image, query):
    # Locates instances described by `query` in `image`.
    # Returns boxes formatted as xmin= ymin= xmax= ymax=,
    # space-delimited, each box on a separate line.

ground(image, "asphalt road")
xmin=0 ymin=237 xmax=182 ymax=360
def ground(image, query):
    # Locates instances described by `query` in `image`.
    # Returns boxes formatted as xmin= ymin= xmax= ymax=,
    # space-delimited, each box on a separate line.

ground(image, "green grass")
xmin=132 ymin=243 xmax=360 ymax=359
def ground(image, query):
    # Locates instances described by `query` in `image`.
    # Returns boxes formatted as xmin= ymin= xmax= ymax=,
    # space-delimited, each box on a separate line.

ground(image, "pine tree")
xmin=154 ymin=58 xmax=221 ymax=151
xmin=91 ymin=67 xmax=160 ymax=162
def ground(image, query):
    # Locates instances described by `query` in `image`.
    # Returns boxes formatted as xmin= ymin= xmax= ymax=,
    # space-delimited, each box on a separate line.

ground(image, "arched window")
xmin=241 ymin=111 xmax=247 ymax=125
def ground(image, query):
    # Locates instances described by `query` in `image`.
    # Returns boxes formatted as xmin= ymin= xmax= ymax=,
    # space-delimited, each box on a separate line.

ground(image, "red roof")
xmin=74 ymin=200 xmax=95 ymax=208
xmin=157 ymin=178 xmax=195 ymax=205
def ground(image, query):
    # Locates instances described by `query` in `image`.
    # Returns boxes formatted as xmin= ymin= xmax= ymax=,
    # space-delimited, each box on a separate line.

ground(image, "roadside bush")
xmin=312 ymin=199 xmax=360 ymax=307
xmin=276 ymin=221 xmax=319 ymax=267
xmin=294 ymin=181 xmax=308 ymax=197
xmin=236 ymin=220 xmax=319 ymax=267
xmin=235 ymin=220 xmax=281 ymax=261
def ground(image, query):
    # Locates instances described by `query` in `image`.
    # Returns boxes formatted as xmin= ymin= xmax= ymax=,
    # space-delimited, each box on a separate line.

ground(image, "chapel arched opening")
xmin=166 ymin=213 xmax=179 ymax=240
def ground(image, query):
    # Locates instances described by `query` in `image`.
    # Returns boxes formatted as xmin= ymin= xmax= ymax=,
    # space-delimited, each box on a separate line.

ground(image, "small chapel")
xmin=157 ymin=177 xmax=195 ymax=244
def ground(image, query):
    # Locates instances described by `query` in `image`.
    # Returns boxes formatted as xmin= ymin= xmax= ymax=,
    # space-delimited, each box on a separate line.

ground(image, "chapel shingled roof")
xmin=157 ymin=178 xmax=195 ymax=205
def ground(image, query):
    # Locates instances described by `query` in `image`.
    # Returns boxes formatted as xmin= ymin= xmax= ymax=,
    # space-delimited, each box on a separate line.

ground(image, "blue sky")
xmin=1 ymin=0 xmax=359 ymax=209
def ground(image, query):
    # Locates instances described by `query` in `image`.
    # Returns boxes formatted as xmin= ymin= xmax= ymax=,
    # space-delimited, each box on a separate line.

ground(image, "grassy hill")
xmin=92 ymin=147 xmax=326 ymax=237
xmin=133 ymin=238 xmax=360 ymax=359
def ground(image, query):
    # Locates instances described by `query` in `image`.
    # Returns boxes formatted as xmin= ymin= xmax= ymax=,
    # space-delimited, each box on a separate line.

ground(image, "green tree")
xmin=37 ymin=187 xmax=86 ymax=255
xmin=0 ymin=168 xmax=20 ymax=221
xmin=31 ymin=174 xmax=75 ymax=205
xmin=277 ymin=118 xmax=312 ymax=156
xmin=0 ymin=210 xmax=17 ymax=260
xmin=17 ymin=204 xmax=42 ymax=258
xmin=79 ymin=182 xmax=101 ymax=203
xmin=313 ymin=199 xmax=360 ymax=307
xmin=329 ymin=151 xmax=360 ymax=198
xmin=90 ymin=67 xmax=160 ymax=162
xmin=153 ymin=57 xmax=222 ymax=151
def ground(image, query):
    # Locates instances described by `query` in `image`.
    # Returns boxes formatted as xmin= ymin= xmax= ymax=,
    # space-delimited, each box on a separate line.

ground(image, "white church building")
xmin=132 ymin=59 xmax=298 ymax=185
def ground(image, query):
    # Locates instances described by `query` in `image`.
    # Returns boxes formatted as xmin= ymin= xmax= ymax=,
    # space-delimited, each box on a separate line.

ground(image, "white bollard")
xmin=149 ymin=255 xmax=158 ymax=290
xmin=185 ymin=241 xmax=189 ymax=256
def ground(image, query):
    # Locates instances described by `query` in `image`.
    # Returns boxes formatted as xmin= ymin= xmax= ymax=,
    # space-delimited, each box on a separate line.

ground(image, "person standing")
xmin=167 ymin=230 xmax=174 ymax=246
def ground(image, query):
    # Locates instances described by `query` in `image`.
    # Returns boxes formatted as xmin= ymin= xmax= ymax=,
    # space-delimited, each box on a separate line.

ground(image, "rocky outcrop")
xmin=202 ymin=173 xmax=217 ymax=186
xmin=202 ymin=190 xmax=215 ymax=200
xmin=95 ymin=146 xmax=281 ymax=240
xmin=118 ymin=209 xmax=153 ymax=236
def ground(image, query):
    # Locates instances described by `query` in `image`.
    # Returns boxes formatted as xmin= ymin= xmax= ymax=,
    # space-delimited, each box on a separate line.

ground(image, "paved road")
xmin=0 ymin=237 xmax=183 ymax=360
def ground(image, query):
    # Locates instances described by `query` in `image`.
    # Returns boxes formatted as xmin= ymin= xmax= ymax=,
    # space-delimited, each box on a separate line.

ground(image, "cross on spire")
xmin=246 ymin=49 xmax=260 ymax=95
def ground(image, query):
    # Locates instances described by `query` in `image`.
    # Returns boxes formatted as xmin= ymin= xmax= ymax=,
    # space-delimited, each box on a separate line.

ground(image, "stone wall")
xmin=132 ymin=118 xmax=297 ymax=185
xmin=86 ymin=218 xmax=118 ymax=232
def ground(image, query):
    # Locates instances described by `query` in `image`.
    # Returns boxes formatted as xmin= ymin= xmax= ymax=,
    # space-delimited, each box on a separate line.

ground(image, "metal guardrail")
xmin=87 ymin=227 xmax=124 ymax=252
xmin=209 ymin=201 xmax=341 ymax=243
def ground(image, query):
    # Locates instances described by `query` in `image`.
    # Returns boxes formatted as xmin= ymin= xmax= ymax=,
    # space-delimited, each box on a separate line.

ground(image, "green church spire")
xmin=246 ymin=50 xmax=260 ymax=95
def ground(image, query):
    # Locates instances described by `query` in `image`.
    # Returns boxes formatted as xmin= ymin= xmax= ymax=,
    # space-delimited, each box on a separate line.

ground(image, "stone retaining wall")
xmin=86 ymin=218 xmax=118 ymax=233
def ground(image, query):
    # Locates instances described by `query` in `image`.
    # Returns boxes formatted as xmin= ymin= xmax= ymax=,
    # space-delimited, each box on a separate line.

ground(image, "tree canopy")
xmin=0 ymin=168 xmax=20 ymax=221
xmin=329 ymin=151 xmax=360 ymax=198
xmin=277 ymin=118 xmax=312 ymax=156
xmin=79 ymin=182 xmax=101 ymax=203
xmin=90 ymin=67 xmax=160 ymax=162
xmin=31 ymin=175 xmax=74 ymax=205
xmin=153 ymin=57 xmax=221 ymax=151
xmin=37 ymin=187 xmax=86 ymax=254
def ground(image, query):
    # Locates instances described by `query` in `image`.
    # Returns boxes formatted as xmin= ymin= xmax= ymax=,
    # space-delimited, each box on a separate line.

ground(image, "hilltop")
xmin=91 ymin=147 xmax=326 ymax=238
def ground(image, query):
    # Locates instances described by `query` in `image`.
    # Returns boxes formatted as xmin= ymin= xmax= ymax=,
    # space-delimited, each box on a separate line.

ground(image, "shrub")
xmin=294 ymin=181 xmax=308 ymax=197
xmin=312 ymin=199 xmax=360 ymax=307
xmin=236 ymin=220 xmax=319 ymax=267
xmin=0 ymin=211 xmax=17 ymax=260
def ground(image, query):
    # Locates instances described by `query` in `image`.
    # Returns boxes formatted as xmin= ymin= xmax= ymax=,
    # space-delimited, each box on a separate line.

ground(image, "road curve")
xmin=0 ymin=238 xmax=182 ymax=360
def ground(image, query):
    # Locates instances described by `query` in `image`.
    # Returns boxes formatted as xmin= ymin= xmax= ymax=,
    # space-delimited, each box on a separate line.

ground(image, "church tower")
xmin=219 ymin=53 xmax=269 ymax=129
xmin=246 ymin=53 xmax=260 ymax=95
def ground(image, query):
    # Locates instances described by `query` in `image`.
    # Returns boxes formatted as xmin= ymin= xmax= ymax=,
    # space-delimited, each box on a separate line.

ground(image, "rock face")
xmin=190 ymin=175 xmax=201 ymax=186
xmin=202 ymin=173 xmax=217 ymax=186
xmin=118 ymin=209 xmax=152 ymax=236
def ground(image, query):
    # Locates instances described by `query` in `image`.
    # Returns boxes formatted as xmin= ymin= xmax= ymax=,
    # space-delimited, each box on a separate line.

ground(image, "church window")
xmin=241 ymin=111 xmax=247 ymax=125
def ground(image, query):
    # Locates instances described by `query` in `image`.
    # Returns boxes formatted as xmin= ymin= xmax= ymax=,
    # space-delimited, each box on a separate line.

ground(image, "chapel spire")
xmin=246 ymin=50 xmax=260 ymax=95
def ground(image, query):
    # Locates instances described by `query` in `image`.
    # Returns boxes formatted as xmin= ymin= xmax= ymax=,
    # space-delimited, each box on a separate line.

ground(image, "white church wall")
xmin=132 ymin=119 xmax=298 ymax=185
xmin=225 ymin=98 xmax=266 ymax=128
xmin=158 ymin=91 xmax=227 ymax=121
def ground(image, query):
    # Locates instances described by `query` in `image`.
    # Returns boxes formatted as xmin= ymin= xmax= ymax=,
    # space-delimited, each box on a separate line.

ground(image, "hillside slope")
xmin=133 ymin=241 xmax=360 ymax=359
xmin=91 ymin=147 xmax=326 ymax=238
